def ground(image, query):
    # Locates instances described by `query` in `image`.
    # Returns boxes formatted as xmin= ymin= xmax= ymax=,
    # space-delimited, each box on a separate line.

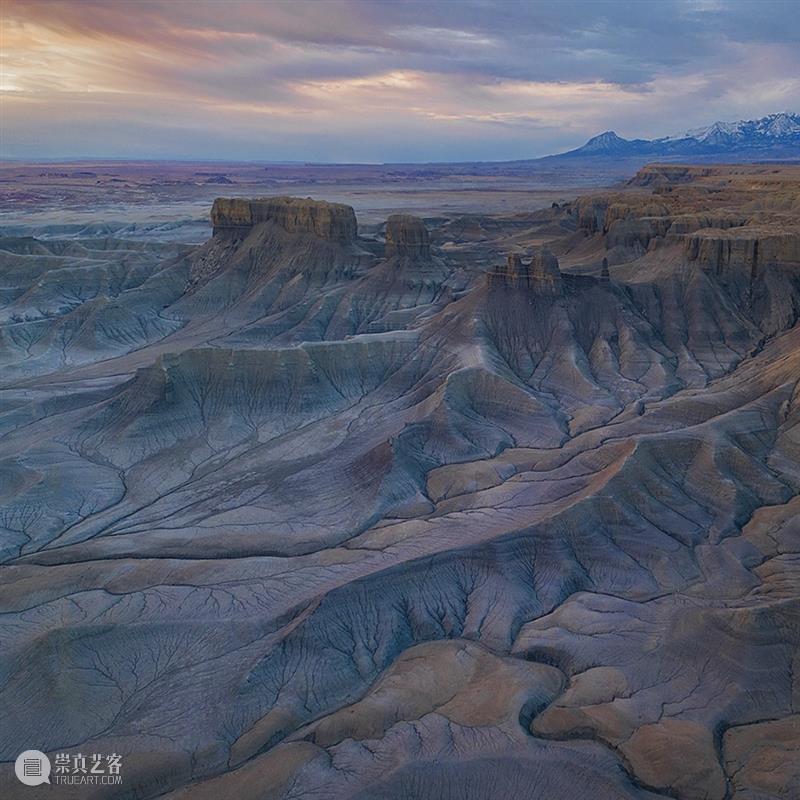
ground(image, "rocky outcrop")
xmin=384 ymin=214 xmax=431 ymax=259
xmin=487 ymin=249 xmax=562 ymax=291
xmin=603 ymin=201 xmax=671 ymax=230
xmin=572 ymin=197 xmax=671 ymax=236
xmin=490 ymin=253 xmax=527 ymax=288
xmin=529 ymin=247 xmax=562 ymax=289
xmin=685 ymin=227 xmax=800 ymax=275
xmin=211 ymin=196 xmax=358 ymax=242
xmin=572 ymin=190 xmax=764 ymax=259
xmin=209 ymin=198 xmax=253 ymax=230
xmin=573 ymin=197 xmax=609 ymax=234
xmin=628 ymin=164 xmax=715 ymax=187
xmin=666 ymin=213 xmax=748 ymax=235
xmin=606 ymin=213 xmax=756 ymax=254
xmin=605 ymin=216 xmax=672 ymax=250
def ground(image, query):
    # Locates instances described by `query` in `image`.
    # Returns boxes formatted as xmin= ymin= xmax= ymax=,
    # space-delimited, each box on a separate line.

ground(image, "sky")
xmin=1 ymin=0 xmax=799 ymax=162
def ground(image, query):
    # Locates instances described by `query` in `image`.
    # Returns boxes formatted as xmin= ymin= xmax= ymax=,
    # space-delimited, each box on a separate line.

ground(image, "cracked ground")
xmin=1 ymin=165 xmax=799 ymax=799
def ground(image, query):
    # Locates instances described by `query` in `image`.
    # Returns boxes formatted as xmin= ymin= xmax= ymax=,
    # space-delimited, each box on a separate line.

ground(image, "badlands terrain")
xmin=1 ymin=162 xmax=799 ymax=799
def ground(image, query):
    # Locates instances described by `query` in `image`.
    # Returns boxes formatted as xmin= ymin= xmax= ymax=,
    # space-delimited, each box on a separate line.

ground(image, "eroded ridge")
xmin=1 ymin=175 xmax=799 ymax=800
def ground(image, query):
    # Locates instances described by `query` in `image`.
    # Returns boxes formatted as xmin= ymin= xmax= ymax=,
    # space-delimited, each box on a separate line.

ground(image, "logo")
xmin=15 ymin=750 xmax=51 ymax=786
xmin=15 ymin=750 xmax=123 ymax=787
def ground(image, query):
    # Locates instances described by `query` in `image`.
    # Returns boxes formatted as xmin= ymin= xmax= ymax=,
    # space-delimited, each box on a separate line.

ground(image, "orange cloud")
xmin=2 ymin=0 xmax=798 ymax=161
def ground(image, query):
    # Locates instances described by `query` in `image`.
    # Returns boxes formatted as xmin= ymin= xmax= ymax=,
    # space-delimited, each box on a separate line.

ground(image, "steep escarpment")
xmin=460 ymin=243 xmax=770 ymax=432
xmin=384 ymin=214 xmax=431 ymax=259
xmin=190 ymin=196 xmax=369 ymax=290
xmin=0 ymin=199 xmax=465 ymax=383
xmin=571 ymin=194 xmax=751 ymax=255
xmin=318 ymin=214 xmax=453 ymax=337
xmin=487 ymin=249 xmax=562 ymax=291
xmin=190 ymin=209 xmax=456 ymax=345
xmin=211 ymin=196 xmax=358 ymax=241
xmin=561 ymin=166 xmax=800 ymax=344
xmin=626 ymin=163 xmax=716 ymax=187
xmin=570 ymin=165 xmax=800 ymax=265
xmin=684 ymin=226 xmax=800 ymax=271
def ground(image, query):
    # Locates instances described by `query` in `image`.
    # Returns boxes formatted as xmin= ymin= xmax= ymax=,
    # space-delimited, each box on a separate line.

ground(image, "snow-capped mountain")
xmin=679 ymin=113 xmax=800 ymax=144
xmin=559 ymin=112 xmax=800 ymax=159
xmin=575 ymin=130 xmax=634 ymax=154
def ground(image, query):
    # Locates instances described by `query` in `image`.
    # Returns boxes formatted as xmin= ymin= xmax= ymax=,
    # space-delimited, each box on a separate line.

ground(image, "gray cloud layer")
xmin=2 ymin=0 xmax=799 ymax=161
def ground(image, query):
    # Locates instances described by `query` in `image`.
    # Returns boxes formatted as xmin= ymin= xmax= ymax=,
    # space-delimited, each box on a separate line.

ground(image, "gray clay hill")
xmin=1 ymin=164 xmax=799 ymax=799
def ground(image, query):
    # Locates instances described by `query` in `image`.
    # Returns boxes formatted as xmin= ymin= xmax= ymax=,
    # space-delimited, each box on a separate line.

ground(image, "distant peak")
xmin=588 ymin=131 xmax=625 ymax=144
xmin=676 ymin=111 xmax=800 ymax=143
xmin=556 ymin=111 xmax=799 ymax=160
xmin=574 ymin=130 xmax=631 ymax=154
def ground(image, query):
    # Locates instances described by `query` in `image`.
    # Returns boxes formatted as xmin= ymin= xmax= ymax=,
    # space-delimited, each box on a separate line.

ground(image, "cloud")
xmin=2 ymin=0 xmax=798 ymax=160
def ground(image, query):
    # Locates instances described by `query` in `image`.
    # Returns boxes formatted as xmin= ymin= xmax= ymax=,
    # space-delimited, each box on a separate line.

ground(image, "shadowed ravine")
xmin=1 ymin=166 xmax=799 ymax=799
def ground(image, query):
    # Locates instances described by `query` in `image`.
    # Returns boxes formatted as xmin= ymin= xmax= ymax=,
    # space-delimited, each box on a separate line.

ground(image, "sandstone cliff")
xmin=685 ymin=227 xmax=800 ymax=273
xmin=384 ymin=214 xmax=431 ymax=259
xmin=487 ymin=248 xmax=562 ymax=291
xmin=211 ymin=196 xmax=358 ymax=242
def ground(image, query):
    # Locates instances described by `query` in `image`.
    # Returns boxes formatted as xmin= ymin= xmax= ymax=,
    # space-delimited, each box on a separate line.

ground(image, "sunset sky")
xmin=2 ymin=0 xmax=799 ymax=162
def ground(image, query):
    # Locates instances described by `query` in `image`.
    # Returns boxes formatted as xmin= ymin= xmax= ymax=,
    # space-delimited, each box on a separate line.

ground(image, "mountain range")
xmin=557 ymin=112 xmax=800 ymax=160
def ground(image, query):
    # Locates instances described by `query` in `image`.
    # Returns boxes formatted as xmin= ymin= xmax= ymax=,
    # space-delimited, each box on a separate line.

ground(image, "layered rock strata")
xmin=487 ymin=248 xmax=562 ymax=291
xmin=211 ymin=196 xmax=358 ymax=241
xmin=384 ymin=214 xmax=431 ymax=259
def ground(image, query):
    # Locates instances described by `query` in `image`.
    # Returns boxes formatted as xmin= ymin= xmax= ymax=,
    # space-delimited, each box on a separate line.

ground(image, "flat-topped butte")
xmin=211 ymin=196 xmax=358 ymax=242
